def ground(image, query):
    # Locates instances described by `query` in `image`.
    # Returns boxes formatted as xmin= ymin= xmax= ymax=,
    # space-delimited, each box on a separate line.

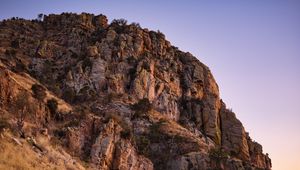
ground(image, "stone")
xmin=86 ymin=46 xmax=99 ymax=57
xmin=0 ymin=13 xmax=271 ymax=170
xmin=220 ymin=102 xmax=250 ymax=161
xmin=93 ymin=14 xmax=108 ymax=29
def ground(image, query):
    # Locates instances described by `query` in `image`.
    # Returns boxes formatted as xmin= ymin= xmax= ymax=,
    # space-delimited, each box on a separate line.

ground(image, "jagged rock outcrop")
xmin=0 ymin=13 xmax=271 ymax=170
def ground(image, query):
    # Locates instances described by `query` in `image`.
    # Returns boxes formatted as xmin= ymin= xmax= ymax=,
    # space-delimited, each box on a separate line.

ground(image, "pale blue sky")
xmin=1 ymin=1 xmax=299 ymax=169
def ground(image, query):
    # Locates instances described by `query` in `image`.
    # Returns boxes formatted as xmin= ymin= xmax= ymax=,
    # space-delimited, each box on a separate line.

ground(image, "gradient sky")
xmin=1 ymin=1 xmax=299 ymax=169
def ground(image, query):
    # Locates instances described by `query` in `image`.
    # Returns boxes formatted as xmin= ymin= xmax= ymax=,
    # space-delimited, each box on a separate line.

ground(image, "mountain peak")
xmin=0 ymin=13 xmax=271 ymax=170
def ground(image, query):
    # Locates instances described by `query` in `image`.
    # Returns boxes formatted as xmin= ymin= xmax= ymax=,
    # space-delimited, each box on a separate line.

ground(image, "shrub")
xmin=126 ymin=56 xmax=137 ymax=64
xmin=31 ymin=84 xmax=46 ymax=101
xmin=131 ymin=98 xmax=152 ymax=118
xmin=14 ymin=91 xmax=37 ymax=137
xmin=103 ymin=93 xmax=121 ymax=105
xmin=13 ymin=62 xmax=27 ymax=73
xmin=135 ymin=135 xmax=150 ymax=156
xmin=64 ymin=119 xmax=80 ymax=127
xmin=82 ymin=57 xmax=93 ymax=71
xmin=111 ymin=18 xmax=127 ymax=26
xmin=5 ymin=49 xmax=17 ymax=57
xmin=209 ymin=147 xmax=229 ymax=160
xmin=131 ymin=22 xmax=141 ymax=28
xmin=120 ymin=129 xmax=132 ymax=140
xmin=157 ymin=30 xmax=165 ymax=39
xmin=141 ymin=62 xmax=151 ymax=72
xmin=47 ymin=98 xmax=58 ymax=117
xmin=0 ymin=118 xmax=10 ymax=133
xmin=11 ymin=39 xmax=20 ymax=48
xmin=128 ymin=67 xmax=137 ymax=78
xmin=148 ymin=120 xmax=166 ymax=142
xmin=63 ymin=87 xmax=76 ymax=103
xmin=37 ymin=13 xmax=44 ymax=21
xmin=53 ymin=129 xmax=67 ymax=139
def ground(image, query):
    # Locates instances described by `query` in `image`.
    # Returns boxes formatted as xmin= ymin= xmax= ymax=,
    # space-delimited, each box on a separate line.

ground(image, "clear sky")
xmin=1 ymin=1 xmax=299 ymax=169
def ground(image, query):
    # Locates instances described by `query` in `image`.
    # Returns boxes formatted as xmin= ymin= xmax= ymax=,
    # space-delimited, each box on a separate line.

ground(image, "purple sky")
xmin=1 ymin=1 xmax=299 ymax=169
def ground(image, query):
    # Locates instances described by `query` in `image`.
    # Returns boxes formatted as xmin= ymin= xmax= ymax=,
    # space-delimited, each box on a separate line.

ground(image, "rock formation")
xmin=0 ymin=13 xmax=271 ymax=170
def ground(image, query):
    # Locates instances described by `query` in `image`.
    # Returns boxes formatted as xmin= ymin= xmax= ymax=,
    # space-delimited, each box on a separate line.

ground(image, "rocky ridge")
xmin=0 ymin=13 xmax=271 ymax=170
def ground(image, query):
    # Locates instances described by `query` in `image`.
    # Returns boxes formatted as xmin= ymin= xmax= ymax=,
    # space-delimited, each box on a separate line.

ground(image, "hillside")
xmin=0 ymin=13 xmax=271 ymax=170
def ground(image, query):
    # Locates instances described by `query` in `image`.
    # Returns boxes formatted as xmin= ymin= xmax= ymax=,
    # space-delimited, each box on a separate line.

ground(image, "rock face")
xmin=0 ymin=13 xmax=271 ymax=169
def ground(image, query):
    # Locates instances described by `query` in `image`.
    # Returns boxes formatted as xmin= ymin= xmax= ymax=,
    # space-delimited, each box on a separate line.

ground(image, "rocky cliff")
xmin=0 ymin=13 xmax=271 ymax=170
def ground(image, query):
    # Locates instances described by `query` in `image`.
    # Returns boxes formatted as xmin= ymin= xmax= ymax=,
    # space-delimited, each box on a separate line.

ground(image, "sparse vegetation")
xmin=131 ymin=22 xmax=141 ymax=28
xmin=37 ymin=13 xmax=44 ymax=21
xmin=120 ymin=128 xmax=132 ymax=140
xmin=157 ymin=30 xmax=165 ymax=39
xmin=47 ymin=98 xmax=58 ymax=117
xmin=209 ymin=147 xmax=229 ymax=160
xmin=0 ymin=118 xmax=10 ymax=133
xmin=135 ymin=135 xmax=150 ymax=156
xmin=82 ymin=57 xmax=93 ymax=71
xmin=148 ymin=119 xmax=166 ymax=142
xmin=5 ymin=49 xmax=17 ymax=57
xmin=14 ymin=91 xmax=36 ymax=137
xmin=111 ymin=18 xmax=127 ymax=26
xmin=13 ymin=62 xmax=27 ymax=73
xmin=141 ymin=62 xmax=151 ymax=72
xmin=11 ymin=39 xmax=20 ymax=48
xmin=64 ymin=119 xmax=80 ymax=127
xmin=63 ymin=87 xmax=76 ymax=103
xmin=31 ymin=84 xmax=46 ymax=101
xmin=103 ymin=93 xmax=122 ymax=105
xmin=53 ymin=129 xmax=67 ymax=139
xmin=131 ymin=98 xmax=152 ymax=118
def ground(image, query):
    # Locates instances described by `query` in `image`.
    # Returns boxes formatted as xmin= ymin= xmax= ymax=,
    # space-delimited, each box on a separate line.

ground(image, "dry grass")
xmin=2 ymin=67 xmax=72 ymax=113
xmin=0 ymin=132 xmax=85 ymax=170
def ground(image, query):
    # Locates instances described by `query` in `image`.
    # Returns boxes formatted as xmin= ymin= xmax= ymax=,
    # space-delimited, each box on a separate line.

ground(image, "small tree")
xmin=14 ymin=91 xmax=36 ymax=137
xmin=37 ymin=13 xmax=44 ymax=21
xmin=131 ymin=22 xmax=141 ymax=28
